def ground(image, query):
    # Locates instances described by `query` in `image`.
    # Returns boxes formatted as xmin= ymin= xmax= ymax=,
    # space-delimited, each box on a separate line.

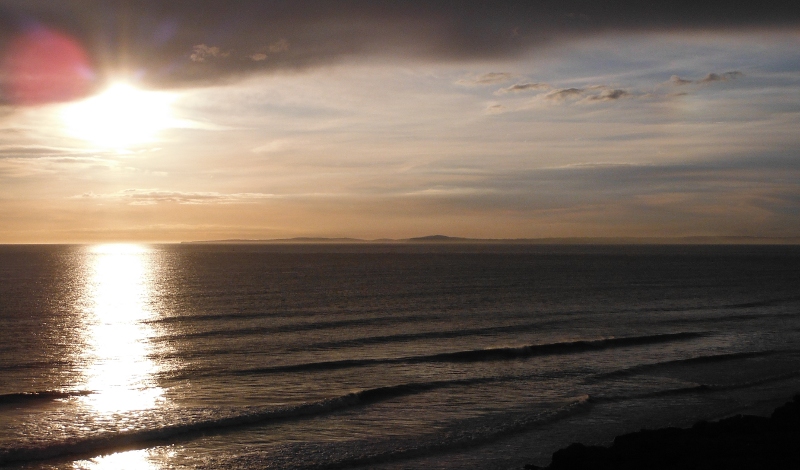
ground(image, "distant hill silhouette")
xmin=183 ymin=235 xmax=800 ymax=245
xmin=406 ymin=235 xmax=468 ymax=242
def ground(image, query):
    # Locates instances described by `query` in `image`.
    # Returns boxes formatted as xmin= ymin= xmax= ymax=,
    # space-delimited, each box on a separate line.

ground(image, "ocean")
xmin=1 ymin=243 xmax=800 ymax=469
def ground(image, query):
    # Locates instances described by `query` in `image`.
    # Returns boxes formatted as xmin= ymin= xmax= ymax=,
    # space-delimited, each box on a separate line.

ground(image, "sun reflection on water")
xmin=79 ymin=243 xmax=164 ymax=414
xmin=74 ymin=449 xmax=163 ymax=470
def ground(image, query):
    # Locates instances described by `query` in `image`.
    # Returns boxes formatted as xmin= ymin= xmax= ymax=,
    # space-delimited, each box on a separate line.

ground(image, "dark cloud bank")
xmin=1 ymin=0 xmax=798 ymax=100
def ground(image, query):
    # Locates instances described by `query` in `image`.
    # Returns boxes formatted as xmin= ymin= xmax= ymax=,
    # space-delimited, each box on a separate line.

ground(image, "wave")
xmin=0 ymin=390 xmax=91 ymax=406
xmin=147 ymin=309 xmax=430 ymax=326
xmin=147 ymin=293 xmax=797 ymax=347
xmin=592 ymin=349 xmax=796 ymax=380
xmin=0 ymin=376 xmax=495 ymax=465
xmin=154 ymin=314 xmax=436 ymax=342
xmin=299 ymin=318 xmax=571 ymax=350
xmin=173 ymin=331 xmax=707 ymax=379
xmin=149 ymin=293 xmax=795 ymax=349
xmin=661 ymin=310 xmax=799 ymax=325
xmin=726 ymin=295 xmax=800 ymax=309
xmin=590 ymin=370 xmax=800 ymax=403
xmin=539 ymin=294 xmax=800 ymax=323
xmin=652 ymin=295 xmax=800 ymax=315
xmin=215 ymin=395 xmax=594 ymax=470
xmin=422 ymin=332 xmax=706 ymax=362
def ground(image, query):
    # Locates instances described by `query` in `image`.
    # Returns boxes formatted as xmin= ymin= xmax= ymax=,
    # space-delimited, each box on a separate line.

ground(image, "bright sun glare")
xmin=61 ymin=83 xmax=176 ymax=149
xmin=80 ymin=243 xmax=164 ymax=414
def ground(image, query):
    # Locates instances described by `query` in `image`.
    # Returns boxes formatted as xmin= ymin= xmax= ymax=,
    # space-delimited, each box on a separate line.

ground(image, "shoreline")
xmin=525 ymin=394 xmax=800 ymax=470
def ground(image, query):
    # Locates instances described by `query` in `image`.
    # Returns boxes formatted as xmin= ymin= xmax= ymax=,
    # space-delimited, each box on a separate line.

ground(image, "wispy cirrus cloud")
xmin=74 ymin=189 xmax=278 ymax=205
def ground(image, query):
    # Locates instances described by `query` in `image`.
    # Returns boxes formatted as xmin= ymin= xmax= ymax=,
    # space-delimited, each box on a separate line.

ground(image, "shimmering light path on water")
xmin=78 ymin=244 xmax=164 ymax=414
xmin=1 ymin=244 xmax=800 ymax=470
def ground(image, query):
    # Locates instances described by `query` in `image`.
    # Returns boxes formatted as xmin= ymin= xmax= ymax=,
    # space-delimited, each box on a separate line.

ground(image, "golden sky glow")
xmin=1 ymin=3 xmax=799 ymax=243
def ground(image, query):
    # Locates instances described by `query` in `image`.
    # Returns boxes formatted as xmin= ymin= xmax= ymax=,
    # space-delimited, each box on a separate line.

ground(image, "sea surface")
xmin=1 ymin=243 xmax=800 ymax=469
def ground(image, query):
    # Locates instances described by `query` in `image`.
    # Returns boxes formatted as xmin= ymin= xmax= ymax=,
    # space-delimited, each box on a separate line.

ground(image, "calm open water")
xmin=1 ymin=243 xmax=800 ymax=469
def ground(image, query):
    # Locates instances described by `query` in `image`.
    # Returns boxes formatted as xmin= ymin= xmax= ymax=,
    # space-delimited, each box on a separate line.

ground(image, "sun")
xmin=60 ymin=82 xmax=177 ymax=149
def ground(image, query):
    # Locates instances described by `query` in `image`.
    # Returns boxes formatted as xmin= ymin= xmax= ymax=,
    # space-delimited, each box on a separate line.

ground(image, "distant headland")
xmin=183 ymin=235 xmax=800 ymax=245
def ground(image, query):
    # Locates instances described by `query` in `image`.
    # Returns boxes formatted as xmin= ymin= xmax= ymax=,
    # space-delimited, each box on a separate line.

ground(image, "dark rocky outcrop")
xmin=526 ymin=395 xmax=800 ymax=470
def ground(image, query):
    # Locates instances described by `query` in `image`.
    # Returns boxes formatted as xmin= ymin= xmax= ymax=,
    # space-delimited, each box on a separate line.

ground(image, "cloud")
xmin=583 ymin=88 xmax=629 ymax=102
xmin=75 ymin=189 xmax=277 ymax=205
xmin=544 ymin=87 xmax=585 ymax=102
xmin=190 ymin=44 xmax=231 ymax=62
xmin=504 ymin=70 xmax=745 ymax=109
xmin=669 ymin=75 xmax=694 ymax=86
xmin=724 ymin=71 xmax=745 ymax=80
xmin=489 ymin=83 xmax=635 ymax=112
xmin=700 ymin=71 xmax=744 ymax=83
xmin=457 ymin=72 xmax=514 ymax=86
xmin=495 ymin=82 xmax=550 ymax=94
xmin=0 ymin=145 xmax=89 ymax=159
xmin=0 ymin=2 xmax=796 ymax=92
xmin=251 ymin=139 xmax=291 ymax=154
xmin=494 ymin=71 xmax=745 ymax=112
xmin=700 ymin=72 xmax=725 ymax=83
xmin=329 ymin=155 xmax=800 ymax=238
xmin=669 ymin=71 xmax=744 ymax=86
xmin=247 ymin=39 xmax=288 ymax=62
xmin=485 ymin=104 xmax=506 ymax=114
xmin=268 ymin=39 xmax=290 ymax=53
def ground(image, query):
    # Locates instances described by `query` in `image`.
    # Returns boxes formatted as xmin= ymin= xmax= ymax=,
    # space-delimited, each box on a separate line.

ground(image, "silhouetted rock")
xmin=525 ymin=394 xmax=800 ymax=470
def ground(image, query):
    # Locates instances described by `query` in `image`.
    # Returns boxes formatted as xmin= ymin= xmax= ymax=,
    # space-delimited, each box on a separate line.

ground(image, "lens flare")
xmin=2 ymin=26 xmax=94 ymax=105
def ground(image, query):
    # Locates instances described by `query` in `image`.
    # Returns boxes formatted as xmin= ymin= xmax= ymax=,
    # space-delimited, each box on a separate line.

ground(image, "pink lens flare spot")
xmin=3 ymin=27 xmax=95 ymax=105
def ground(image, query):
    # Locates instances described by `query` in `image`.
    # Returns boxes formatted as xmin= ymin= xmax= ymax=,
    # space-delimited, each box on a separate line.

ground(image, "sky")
xmin=1 ymin=1 xmax=799 ymax=243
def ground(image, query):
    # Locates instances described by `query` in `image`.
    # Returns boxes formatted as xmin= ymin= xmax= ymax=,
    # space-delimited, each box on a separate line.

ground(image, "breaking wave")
xmin=196 ymin=331 xmax=709 ymax=378
xmin=0 ymin=376 xmax=501 ymax=465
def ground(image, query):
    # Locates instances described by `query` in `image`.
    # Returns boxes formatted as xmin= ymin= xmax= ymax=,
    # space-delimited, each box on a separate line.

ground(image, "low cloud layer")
xmin=0 ymin=1 xmax=796 ymax=100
